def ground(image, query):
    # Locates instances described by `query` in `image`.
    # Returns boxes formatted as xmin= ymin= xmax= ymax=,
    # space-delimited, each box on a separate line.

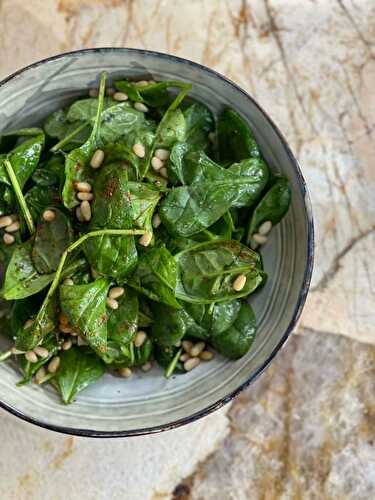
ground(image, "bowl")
xmin=0 ymin=48 xmax=314 ymax=437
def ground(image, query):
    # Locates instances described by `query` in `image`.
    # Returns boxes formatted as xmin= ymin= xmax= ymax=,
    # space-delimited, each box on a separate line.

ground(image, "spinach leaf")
xmin=107 ymin=287 xmax=138 ymax=344
xmin=154 ymin=344 xmax=184 ymax=374
xmin=56 ymin=346 xmax=105 ymax=404
xmin=32 ymin=156 xmax=65 ymax=187
xmin=138 ymin=299 xmax=153 ymax=327
xmin=17 ymin=333 xmax=60 ymax=385
xmin=66 ymin=97 xmax=120 ymax=122
xmin=0 ymin=128 xmax=44 ymax=154
xmin=32 ymin=209 xmax=73 ymax=274
xmin=228 ymin=158 xmax=269 ymax=208
xmin=44 ymin=109 xmax=90 ymax=149
xmin=156 ymin=109 xmax=186 ymax=148
xmin=127 ymin=246 xmax=181 ymax=309
xmin=1 ymin=241 xmax=86 ymax=300
xmin=211 ymin=302 xmax=256 ymax=359
xmin=184 ymin=300 xmax=242 ymax=336
xmin=25 ymin=185 xmax=61 ymax=220
xmin=133 ymin=338 xmax=153 ymax=366
xmin=97 ymin=104 xmax=145 ymax=147
xmin=174 ymin=240 xmax=264 ymax=303
xmin=184 ymin=102 xmax=214 ymax=149
xmin=218 ymin=108 xmax=260 ymax=162
xmin=59 ymin=278 xmax=111 ymax=354
xmin=114 ymin=80 xmax=188 ymax=108
xmin=246 ymin=176 xmax=291 ymax=242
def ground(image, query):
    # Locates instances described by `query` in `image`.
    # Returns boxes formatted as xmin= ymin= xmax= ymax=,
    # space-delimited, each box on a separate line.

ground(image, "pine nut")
xmin=151 ymin=156 xmax=163 ymax=171
xmin=11 ymin=347 xmax=25 ymax=355
xmin=70 ymin=330 xmax=79 ymax=337
xmin=200 ymin=350 xmax=214 ymax=361
xmin=258 ymin=220 xmax=272 ymax=236
xmin=139 ymin=231 xmax=152 ymax=247
xmin=89 ymin=88 xmax=98 ymax=98
xmin=77 ymin=192 xmax=94 ymax=201
xmin=154 ymin=148 xmax=170 ymax=161
xmin=190 ymin=342 xmax=205 ymax=357
xmin=135 ymin=80 xmax=149 ymax=87
xmin=3 ymin=233 xmax=15 ymax=245
xmin=232 ymin=274 xmax=247 ymax=291
xmin=119 ymin=367 xmax=132 ymax=378
xmin=76 ymin=206 xmax=84 ymax=222
xmin=34 ymin=346 xmax=49 ymax=358
xmin=48 ymin=356 xmax=60 ymax=373
xmin=75 ymin=181 xmax=92 ymax=192
xmin=152 ymin=213 xmax=162 ymax=228
xmin=0 ymin=216 xmax=13 ymax=228
xmin=90 ymin=149 xmax=105 ymax=169
xmin=134 ymin=330 xmax=147 ymax=348
xmin=106 ymin=87 xmax=115 ymax=96
xmin=24 ymin=319 xmax=34 ymax=329
xmin=182 ymin=340 xmax=193 ymax=353
xmin=25 ymin=351 xmax=38 ymax=363
xmin=59 ymin=324 xmax=72 ymax=334
xmin=35 ymin=367 xmax=47 ymax=384
xmin=134 ymin=102 xmax=148 ymax=113
xmin=159 ymin=167 xmax=168 ymax=179
xmin=63 ymin=278 xmax=74 ymax=286
xmin=108 ymin=287 xmax=125 ymax=300
xmin=5 ymin=221 xmax=20 ymax=232
xmin=59 ymin=312 xmax=69 ymax=325
xmin=62 ymin=339 xmax=72 ymax=351
xmin=106 ymin=298 xmax=119 ymax=310
xmin=184 ymin=357 xmax=200 ymax=371
xmin=175 ymin=340 xmax=182 ymax=347
xmin=113 ymin=92 xmax=128 ymax=102
xmin=141 ymin=362 xmax=152 ymax=372
xmin=42 ymin=209 xmax=56 ymax=222
xmin=250 ymin=238 xmax=259 ymax=250
xmin=77 ymin=336 xmax=87 ymax=346
xmin=132 ymin=143 xmax=145 ymax=158
xmin=180 ymin=353 xmax=190 ymax=362
xmin=253 ymin=233 xmax=268 ymax=245
xmin=80 ymin=201 xmax=91 ymax=221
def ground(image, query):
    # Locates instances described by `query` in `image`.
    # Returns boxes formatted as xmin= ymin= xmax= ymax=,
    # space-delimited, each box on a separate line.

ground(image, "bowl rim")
xmin=0 ymin=47 xmax=314 ymax=438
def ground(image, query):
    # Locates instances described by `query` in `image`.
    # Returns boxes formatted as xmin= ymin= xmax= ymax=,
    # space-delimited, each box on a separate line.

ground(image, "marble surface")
xmin=0 ymin=0 xmax=374 ymax=499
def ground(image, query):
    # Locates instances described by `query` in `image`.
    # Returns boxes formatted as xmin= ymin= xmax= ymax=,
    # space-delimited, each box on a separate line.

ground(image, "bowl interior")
xmin=0 ymin=49 xmax=312 ymax=436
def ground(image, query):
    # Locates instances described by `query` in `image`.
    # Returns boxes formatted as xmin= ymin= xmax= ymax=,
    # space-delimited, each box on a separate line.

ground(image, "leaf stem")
xmin=92 ymin=72 xmax=107 ymax=142
xmin=4 ymin=159 xmax=35 ymax=235
xmin=0 ymin=349 xmax=12 ymax=362
xmin=50 ymin=121 xmax=90 ymax=152
xmin=165 ymin=348 xmax=182 ymax=378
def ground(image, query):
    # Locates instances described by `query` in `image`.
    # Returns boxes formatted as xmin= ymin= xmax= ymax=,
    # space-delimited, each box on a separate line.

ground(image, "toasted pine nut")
xmin=139 ymin=231 xmax=152 ymax=247
xmin=25 ymin=351 xmax=38 ymax=363
xmin=159 ymin=167 xmax=168 ymax=179
xmin=108 ymin=287 xmax=125 ymax=300
xmin=135 ymin=80 xmax=149 ymax=87
xmin=184 ymin=357 xmax=200 ymax=371
xmin=42 ymin=209 xmax=56 ymax=222
xmin=34 ymin=346 xmax=49 ymax=358
xmin=154 ymin=148 xmax=170 ymax=161
xmin=75 ymin=181 xmax=92 ymax=192
xmin=232 ymin=274 xmax=247 ymax=292
xmin=134 ymin=330 xmax=147 ymax=347
xmin=250 ymin=238 xmax=259 ymax=250
xmin=200 ymin=350 xmax=214 ymax=361
xmin=89 ymin=88 xmax=98 ymax=98
xmin=253 ymin=233 xmax=268 ymax=245
xmin=113 ymin=92 xmax=128 ymax=102
xmin=90 ymin=149 xmax=105 ymax=169
xmin=77 ymin=192 xmax=94 ymax=201
xmin=119 ymin=367 xmax=132 ymax=378
xmin=132 ymin=143 xmax=145 ymax=158
xmin=141 ymin=362 xmax=152 ymax=372
xmin=80 ymin=201 xmax=91 ymax=221
xmin=134 ymin=102 xmax=148 ymax=113
xmin=106 ymin=87 xmax=115 ymax=96
xmin=35 ymin=367 xmax=47 ymax=384
xmin=182 ymin=340 xmax=193 ymax=353
xmin=151 ymin=156 xmax=163 ymax=171
xmin=59 ymin=324 xmax=72 ymax=334
xmin=180 ymin=353 xmax=190 ymax=362
xmin=62 ymin=339 xmax=72 ymax=351
xmin=24 ymin=319 xmax=34 ymax=329
xmin=258 ymin=220 xmax=272 ymax=235
xmin=48 ymin=356 xmax=60 ymax=373
xmin=3 ymin=233 xmax=15 ymax=245
xmin=152 ymin=213 xmax=162 ymax=228
xmin=0 ymin=216 xmax=13 ymax=228
xmin=76 ymin=206 xmax=84 ymax=222
xmin=5 ymin=221 xmax=20 ymax=232
xmin=106 ymin=298 xmax=119 ymax=310
xmin=190 ymin=342 xmax=205 ymax=357
xmin=63 ymin=278 xmax=74 ymax=286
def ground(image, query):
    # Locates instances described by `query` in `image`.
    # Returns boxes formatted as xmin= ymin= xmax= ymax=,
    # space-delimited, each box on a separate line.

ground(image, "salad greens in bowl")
xmin=0 ymin=49 xmax=313 ymax=436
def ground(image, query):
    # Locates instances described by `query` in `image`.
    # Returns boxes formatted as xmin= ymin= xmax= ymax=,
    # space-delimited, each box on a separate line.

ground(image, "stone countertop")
xmin=0 ymin=1 xmax=374 ymax=499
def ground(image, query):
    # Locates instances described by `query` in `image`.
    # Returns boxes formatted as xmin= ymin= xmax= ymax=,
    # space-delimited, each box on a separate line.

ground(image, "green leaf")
xmin=115 ymin=80 xmax=188 ymax=108
xmin=154 ymin=344 xmax=184 ymax=374
xmin=59 ymin=278 xmax=111 ymax=354
xmin=228 ymin=158 xmax=269 ymax=208
xmin=156 ymin=109 xmax=186 ymax=147
xmin=32 ymin=156 xmax=65 ymax=187
xmin=107 ymin=287 xmax=138 ymax=343
xmin=56 ymin=346 xmax=105 ymax=404
xmin=17 ymin=333 xmax=60 ymax=384
xmin=211 ymin=302 xmax=256 ymax=359
xmin=174 ymin=240 xmax=264 ymax=303
xmin=32 ymin=209 xmax=73 ymax=274
xmin=0 ymin=128 xmax=43 ymax=154
xmin=25 ymin=185 xmax=61 ymax=220
xmin=246 ymin=176 xmax=291 ymax=243
xmin=218 ymin=108 xmax=260 ymax=162
xmin=183 ymin=102 xmax=214 ymax=149
xmin=66 ymin=97 xmax=121 ymax=122
xmin=44 ymin=109 xmax=90 ymax=149
xmin=127 ymin=246 xmax=181 ymax=309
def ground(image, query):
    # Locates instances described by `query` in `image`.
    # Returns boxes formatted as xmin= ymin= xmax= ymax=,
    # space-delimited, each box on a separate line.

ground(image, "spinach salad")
xmin=0 ymin=73 xmax=291 ymax=404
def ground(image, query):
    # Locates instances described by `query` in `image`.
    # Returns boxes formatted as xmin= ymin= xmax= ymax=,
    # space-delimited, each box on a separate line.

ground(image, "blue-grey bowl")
xmin=0 ymin=48 xmax=314 ymax=437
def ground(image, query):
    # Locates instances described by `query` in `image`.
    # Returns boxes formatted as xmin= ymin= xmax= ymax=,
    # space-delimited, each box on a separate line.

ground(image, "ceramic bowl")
xmin=0 ymin=48 xmax=314 ymax=437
